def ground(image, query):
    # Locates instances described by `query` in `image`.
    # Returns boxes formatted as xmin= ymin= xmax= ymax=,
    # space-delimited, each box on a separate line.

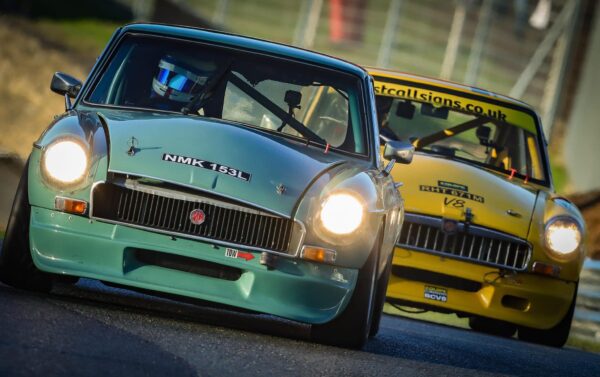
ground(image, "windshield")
xmin=374 ymin=80 xmax=548 ymax=184
xmin=86 ymin=34 xmax=367 ymax=155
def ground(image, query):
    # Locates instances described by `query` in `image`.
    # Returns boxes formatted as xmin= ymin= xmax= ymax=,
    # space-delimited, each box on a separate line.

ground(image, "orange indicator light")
xmin=55 ymin=197 xmax=88 ymax=215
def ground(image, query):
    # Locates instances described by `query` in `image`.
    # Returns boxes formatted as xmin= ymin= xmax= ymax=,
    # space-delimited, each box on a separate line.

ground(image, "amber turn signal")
xmin=531 ymin=261 xmax=561 ymax=277
xmin=55 ymin=197 xmax=88 ymax=215
xmin=301 ymin=246 xmax=336 ymax=264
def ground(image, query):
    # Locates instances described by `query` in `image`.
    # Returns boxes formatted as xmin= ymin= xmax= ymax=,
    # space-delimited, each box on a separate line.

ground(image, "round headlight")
xmin=320 ymin=193 xmax=364 ymax=235
xmin=43 ymin=139 xmax=88 ymax=185
xmin=545 ymin=217 xmax=582 ymax=258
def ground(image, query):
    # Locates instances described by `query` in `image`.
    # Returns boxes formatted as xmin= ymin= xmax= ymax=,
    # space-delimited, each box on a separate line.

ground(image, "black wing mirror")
xmin=381 ymin=140 xmax=414 ymax=177
xmin=384 ymin=140 xmax=414 ymax=165
xmin=51 ymin=72 xmax=82 ymax=110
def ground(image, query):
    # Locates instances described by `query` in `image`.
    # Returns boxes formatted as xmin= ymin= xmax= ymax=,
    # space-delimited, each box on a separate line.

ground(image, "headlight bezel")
xmin=318 ymin=191 xmax=365 ymax=235
xmin=40 ymin=137 xmax=90 ymax=189
xmin=544 ymin=216 xmax=583 ymax=261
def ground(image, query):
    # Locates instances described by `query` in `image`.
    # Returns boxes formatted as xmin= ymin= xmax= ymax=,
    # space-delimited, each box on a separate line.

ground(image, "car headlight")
xmin=545 ymin=217 xmax=582 ymax=258
xmin=320 ymin=193 xmax=364 ymax=235
xmin=42 ymin=139 xmax=88 ymax=185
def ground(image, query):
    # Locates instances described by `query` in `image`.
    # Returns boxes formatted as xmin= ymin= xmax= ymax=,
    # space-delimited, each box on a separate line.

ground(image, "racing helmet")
xmin=151 ymin=55 xmax=212 ymax=103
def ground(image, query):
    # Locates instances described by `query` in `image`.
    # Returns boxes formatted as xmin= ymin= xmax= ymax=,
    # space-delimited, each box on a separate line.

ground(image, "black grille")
xmin=398 ymin=214 xmax=531 ymax=271
xmin=131 ymin=248 xmax=242 ymax=281
xmin=392 ymin=266 xmax=482 ymax=292
xmin=92 ymin=183 xmax=293 ymax=253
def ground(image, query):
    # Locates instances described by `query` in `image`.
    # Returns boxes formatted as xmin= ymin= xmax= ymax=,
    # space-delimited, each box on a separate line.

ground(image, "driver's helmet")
xmin=151 ymin=55 xmax=213 ymax=103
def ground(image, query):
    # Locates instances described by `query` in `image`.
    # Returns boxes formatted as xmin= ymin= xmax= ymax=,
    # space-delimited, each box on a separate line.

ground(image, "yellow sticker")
xmin=373 ymin=81 xmax=536 ymax=133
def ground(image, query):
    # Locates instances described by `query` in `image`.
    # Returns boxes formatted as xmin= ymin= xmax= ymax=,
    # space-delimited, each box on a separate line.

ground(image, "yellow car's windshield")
xmin=375 ymin=94 xmax=547 ymax=185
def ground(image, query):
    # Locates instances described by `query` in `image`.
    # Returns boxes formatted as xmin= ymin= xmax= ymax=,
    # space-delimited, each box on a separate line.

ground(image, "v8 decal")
xmin=444 ymin=197 xmax=465 ymax=208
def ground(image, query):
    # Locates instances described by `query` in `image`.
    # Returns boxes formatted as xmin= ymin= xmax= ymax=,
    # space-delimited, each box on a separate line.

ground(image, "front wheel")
xmin=310 ymin=237 xmax=379 ymax=349
xmin=518 ymin=286 xmax=577 ymax=347
xmin=0 ymin=160 xmax=53 ymax=292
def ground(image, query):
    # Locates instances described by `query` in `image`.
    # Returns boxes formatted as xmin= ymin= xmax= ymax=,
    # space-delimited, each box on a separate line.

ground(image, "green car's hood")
xmin=100 ymin=110 xmax=350 ymax=217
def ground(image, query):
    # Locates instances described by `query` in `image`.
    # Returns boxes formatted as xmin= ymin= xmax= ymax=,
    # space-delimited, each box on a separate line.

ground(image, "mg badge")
xmin=441 ymin=218 xmax=458 ymax=235
xmin=189 ymin=209 xmax=206 ymax=225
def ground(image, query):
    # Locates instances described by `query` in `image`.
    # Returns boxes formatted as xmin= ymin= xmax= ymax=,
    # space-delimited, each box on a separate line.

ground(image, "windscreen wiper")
xmin=181 ymin=62 xmax=232 ymax=115
xmin=228 ymin=73 xmax=328 ymax=146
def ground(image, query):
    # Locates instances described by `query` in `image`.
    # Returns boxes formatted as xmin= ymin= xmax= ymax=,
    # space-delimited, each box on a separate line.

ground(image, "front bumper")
xmin=387 ymin=247 xmax=576 ymax=329
xmin=29 ymin=206 xmax=358 ymax=324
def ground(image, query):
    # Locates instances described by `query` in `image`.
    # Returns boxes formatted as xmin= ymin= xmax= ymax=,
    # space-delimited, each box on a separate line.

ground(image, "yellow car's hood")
xmin=392 ymin=153 xmax=538 ymax=239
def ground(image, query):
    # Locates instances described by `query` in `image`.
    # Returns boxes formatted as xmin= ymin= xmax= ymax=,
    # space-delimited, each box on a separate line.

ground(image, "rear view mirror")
xmin=476 ymin=125 xmax=491 ymax=142
xmin=421 ymin=103 xmax=448 ymax=119
xmin=395 ymin=100 xmax=415 ymax=119
xmin=51 ymin=72 xmax=82 ymax=99
xmin=383 ymin=140 xmax=414 ymax=165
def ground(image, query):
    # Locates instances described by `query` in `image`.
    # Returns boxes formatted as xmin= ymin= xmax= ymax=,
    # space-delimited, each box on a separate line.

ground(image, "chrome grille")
xmin=91 ymin=182 xmax=294 ymax=253
xmin=398 ymin=214 xmax=531 ymax=271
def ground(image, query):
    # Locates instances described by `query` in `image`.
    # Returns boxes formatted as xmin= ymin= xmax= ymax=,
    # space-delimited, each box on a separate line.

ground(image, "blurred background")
xmin=0 ymin=0 xmax=599 ymax=348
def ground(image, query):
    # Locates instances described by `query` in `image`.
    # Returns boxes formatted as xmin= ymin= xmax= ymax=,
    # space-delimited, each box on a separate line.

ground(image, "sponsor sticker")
xmin=224 ymin=248 xmax=254 ymax=261
xmin=419 ymin=184 xmax=485 ymax=203
xmin=162 ymin=153 xmax=251 ymax=181
xmin=424 ymin=286 xmax=447 ymax=303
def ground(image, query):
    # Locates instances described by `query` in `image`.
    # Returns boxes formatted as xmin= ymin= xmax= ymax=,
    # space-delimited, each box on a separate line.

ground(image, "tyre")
xmin=469 ymin=316 xmax=517 ymax=338
xmin=0 ymin=160 xmax=53 ymax=292
xmin=369 ymin=248 xmax=393 ymax=338
xmin=518 ymin=286 xmax=577 ymax=347
xmin=310 ymin=236 xmax=379 ymax=349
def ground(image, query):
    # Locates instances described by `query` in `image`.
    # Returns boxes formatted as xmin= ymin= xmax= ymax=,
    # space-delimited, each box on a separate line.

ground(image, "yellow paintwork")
xmin=369 ymin=69 xmax=586 ymax=330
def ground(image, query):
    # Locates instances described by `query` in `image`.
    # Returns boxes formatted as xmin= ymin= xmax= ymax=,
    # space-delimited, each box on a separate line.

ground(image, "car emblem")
xmin=127 ymin=136 xmax=139 ymax=156
xmin=275 ymin=183 xmax=286 ymax=195
xmin=441 ymin=218 xmax=459 ymax=235
xmin=189 ymin=209 xmax=206 ymax=225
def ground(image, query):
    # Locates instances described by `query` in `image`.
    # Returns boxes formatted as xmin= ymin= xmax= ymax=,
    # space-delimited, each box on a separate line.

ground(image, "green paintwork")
xmin=29 ymin=207 xmax=357 ymax=324
xmin=98 ymin=108 xmax=360 ymax=217
xmin=24 ymin=24 xmax=403 ymax=324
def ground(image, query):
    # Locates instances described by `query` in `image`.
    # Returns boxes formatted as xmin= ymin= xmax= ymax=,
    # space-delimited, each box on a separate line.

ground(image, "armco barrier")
xmin=572 ymin=259 xmax=600 ymax=341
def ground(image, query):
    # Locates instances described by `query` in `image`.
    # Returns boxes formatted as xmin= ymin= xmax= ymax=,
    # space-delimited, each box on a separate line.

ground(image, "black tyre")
xmin=369 ymin=248 xmax=393 ymax=338
xmin=518 ymin=286 xmax=577 ymax=347
xmin=469 ymin=316 xmax=517 ymax=338
xmin=310 ymin=237 xmax=379 ymax=349
xmin=0 ymin=160 xmax=53 ymax=292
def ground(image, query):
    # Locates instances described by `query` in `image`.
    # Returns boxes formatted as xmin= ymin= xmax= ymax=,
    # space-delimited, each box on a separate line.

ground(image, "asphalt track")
xmin=1 ymin=239 xmax=600 ymax=377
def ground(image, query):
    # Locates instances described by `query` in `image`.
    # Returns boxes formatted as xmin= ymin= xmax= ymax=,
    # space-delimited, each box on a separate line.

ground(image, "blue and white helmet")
xmin=152 ymin=55 xmax=211 ymax=103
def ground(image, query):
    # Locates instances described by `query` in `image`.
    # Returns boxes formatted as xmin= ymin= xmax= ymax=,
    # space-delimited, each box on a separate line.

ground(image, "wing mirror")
xmin=51 ymin=72 xmax=82 ymax=110
xmin=382 ymin=140 xmax=414 ymax=176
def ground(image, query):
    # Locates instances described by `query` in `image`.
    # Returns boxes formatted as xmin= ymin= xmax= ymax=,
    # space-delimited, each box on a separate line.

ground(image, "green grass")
xmin=550 ymin=158 xmax=569 ymax=193
xmin=34 ymin=19 xmax=120 ymax=58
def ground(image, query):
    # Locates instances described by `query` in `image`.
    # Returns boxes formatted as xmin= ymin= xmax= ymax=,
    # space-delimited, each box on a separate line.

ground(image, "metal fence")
xmin=126 ymin=0 xmax=588 ymax=139
xmin=572 ymin=259 xmax=600 ymax=342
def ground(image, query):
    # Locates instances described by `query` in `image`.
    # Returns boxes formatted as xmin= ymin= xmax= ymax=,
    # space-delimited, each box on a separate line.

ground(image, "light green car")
xmin=0 ymin=24 xmax=413 ymax=348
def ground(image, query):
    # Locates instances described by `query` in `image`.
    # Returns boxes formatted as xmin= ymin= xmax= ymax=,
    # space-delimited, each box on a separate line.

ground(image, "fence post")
xmin=440 ymin=0 xmax=467 ymax=80
xmin=293 ymin=0 xmax=323 ymax=49
xmin=212 ymin=0 xmax=229 ymax=25
xmin=540 ymin=0 xmax=581 ymax=139
xmin=464 ymin=0 xmax=494 ymax=86
xmin=508 ymin=0 xmax=576 ymax=100
xmin=377 ymin=0 xmax=403 ymax=68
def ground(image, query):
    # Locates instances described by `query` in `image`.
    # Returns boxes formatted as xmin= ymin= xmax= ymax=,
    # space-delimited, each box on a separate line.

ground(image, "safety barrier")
xmin=572 ymin=259 xmax=600 ymax=341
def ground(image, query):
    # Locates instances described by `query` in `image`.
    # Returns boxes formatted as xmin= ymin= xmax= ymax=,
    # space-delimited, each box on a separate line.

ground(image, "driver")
xmin=150 ymin=55 xmax=217 ymax=111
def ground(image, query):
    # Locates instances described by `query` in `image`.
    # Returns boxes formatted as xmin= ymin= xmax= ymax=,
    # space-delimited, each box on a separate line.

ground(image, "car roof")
xmin=367 ymin=67 xmax=535 ymax=112
xmin=121 ymin=23 xmax=369 ymax=80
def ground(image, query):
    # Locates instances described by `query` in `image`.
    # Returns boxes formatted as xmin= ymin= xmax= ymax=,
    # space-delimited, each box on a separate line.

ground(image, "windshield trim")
xmin=372 ymin=75 xmax=551 ymax=188
xmin=78 ymin=31 xmax=371 ymax=160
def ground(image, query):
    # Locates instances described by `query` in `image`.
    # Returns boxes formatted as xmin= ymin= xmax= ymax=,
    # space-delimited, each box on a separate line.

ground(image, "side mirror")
xmin=51 ymin=72 xmax=82 ymax=111
xmin=384 ymin=140 xmax=414 ymax=165
xmin=51 ymin=72 xmax=82 ymax=98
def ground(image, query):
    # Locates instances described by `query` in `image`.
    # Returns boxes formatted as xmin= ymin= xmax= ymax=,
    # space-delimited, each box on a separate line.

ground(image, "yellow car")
xmin=368 ymin=68 xmax=586 ymax=347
